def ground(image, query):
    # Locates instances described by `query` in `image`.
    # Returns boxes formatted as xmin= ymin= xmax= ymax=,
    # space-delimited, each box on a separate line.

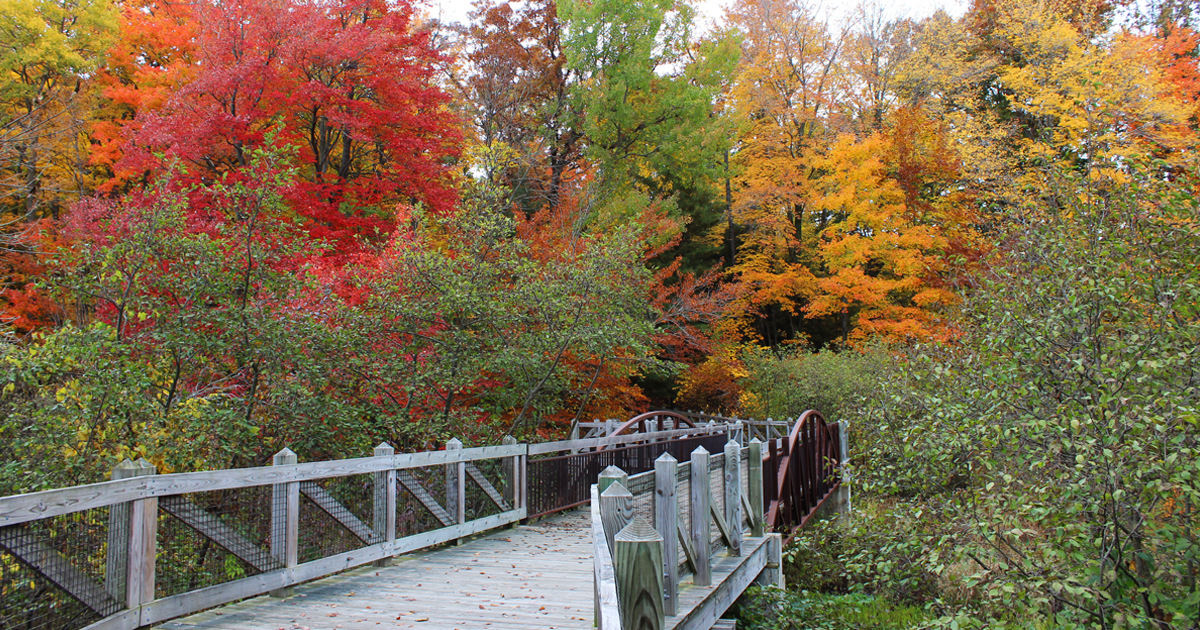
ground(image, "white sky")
xmin=427 ymin=0 xmax=969 ymax=29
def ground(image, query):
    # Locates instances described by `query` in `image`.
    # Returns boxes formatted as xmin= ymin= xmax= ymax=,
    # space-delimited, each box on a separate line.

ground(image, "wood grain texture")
xmin=724 ymin=440 xmax=743 ymax=556
xmin=0 ymin=445 xmax=526 ymax=527
xmin=599 ymin=482 xmax=634 ymax=555
xmin=655 ymin=452 xmax=679 ymax=616
xmin=614 ymin=517 xmax=664 ymax=630
xmin=689 ymin=447 xmax=712 ymax=587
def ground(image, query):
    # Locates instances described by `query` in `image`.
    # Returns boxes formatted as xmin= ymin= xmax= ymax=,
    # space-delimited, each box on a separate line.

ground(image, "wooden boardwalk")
xmin=161 ymin=510 xmax=596 ymax=630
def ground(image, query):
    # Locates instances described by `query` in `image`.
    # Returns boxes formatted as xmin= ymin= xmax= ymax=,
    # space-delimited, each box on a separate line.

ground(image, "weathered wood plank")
xmin=159 ymin=496 xmax=281 ymax=572
xmin=0 ymin=444 xmax=525 ymax=526
xmin=655 ymin=453 xmax=679 ymax=616
xmin=104 ymin=459 xmax=138 ymax=603
xmin=599 ymin=483 xmax=634 ymax=554
xmin=142 ymin=508 xmax=525 ymax=625
xmin=669 ymin=535 xmax=772 ymax=630
xmin=80 ymin=608 xmax=140 ymax=630
xmin=614 ymin=517 xmax=664 ymax=630
xmin=689 ymin=447 xmax=712 ymax=587
xmin=591 ymin=485 xmax=622 ymax=630
xmin=396 ymin=470 xmax=454 ymax=527
xmin=127 ymin=458 xmax=157 ymax=613
xmin=747 ymin=439 xmax=764 ymax=537
xmin=0 ymin=526 xmax=121 ymax=616
xmin=724 ymin=440 xmax=742 ymax=556
xmin=372 ymin=442 xmax=396 ymax=568
xmin=269 ymin=449 xmax=298 ymax=599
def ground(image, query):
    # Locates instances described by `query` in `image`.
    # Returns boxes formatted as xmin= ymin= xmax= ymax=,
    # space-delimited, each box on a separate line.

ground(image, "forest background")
xmin=1 ymin=0 xmax=1198 ymax=626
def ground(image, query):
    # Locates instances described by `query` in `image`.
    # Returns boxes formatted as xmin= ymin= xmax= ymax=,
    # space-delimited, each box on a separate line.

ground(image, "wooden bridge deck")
xmin=157 ymin=507 xmax=773 ymax=630
xmin=160 ymin=510 xmax=596 ymax=630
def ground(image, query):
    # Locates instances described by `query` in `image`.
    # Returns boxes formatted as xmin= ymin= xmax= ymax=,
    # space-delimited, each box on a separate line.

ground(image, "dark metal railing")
xmin=527 ymin=432 xmax=729 ymax=518
xmin=763 ymin=410 xmax=842 ymax=533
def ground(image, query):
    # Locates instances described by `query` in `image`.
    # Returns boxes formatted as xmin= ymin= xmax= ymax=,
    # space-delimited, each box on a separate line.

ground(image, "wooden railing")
xmin=590 ymin=410 xmax=849 ymax=629
xmin=591 ymin=437 xmax=780 ymax=630
xmin=0 ymin=416 xmax=742 ymax=630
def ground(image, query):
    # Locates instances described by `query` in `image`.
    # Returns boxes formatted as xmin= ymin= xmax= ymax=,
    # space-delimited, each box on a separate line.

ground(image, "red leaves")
xmin=104 ymin=0 xmax=462 ymax=260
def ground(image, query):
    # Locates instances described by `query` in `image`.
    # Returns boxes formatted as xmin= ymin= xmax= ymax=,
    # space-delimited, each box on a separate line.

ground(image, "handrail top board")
xmin=0 ymin=443 xmax=523 ymax=527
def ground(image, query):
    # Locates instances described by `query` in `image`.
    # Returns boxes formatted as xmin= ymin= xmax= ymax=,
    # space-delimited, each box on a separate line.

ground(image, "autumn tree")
xmin=114 ymin=0 xmax=460 ymax=256
xmin=451 ymin=0 xmax=583 ymax=214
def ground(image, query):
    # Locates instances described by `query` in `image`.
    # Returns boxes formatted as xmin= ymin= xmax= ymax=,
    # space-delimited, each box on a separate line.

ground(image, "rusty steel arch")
xmin=764 ymin=409 xmax=843 ymax=533
xmin=605 ymin=410 xmax=700 ymax=438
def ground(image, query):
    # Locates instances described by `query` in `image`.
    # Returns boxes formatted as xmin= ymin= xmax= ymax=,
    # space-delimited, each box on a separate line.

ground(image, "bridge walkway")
xmin=161 ymin=510 xmax=595 ymax=630
xmin=160 ymin=507 xmax=775 ymax=630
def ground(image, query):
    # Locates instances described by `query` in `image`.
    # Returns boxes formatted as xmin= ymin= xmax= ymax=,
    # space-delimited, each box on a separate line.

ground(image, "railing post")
xmin=598 ymin=465 xmax=628 ymax=494
xmin=126 ymin=458 xmax=157 ymax=616
xmin=502 ymin=435 xmax=523 ymax=524
xmin=748 ymin=439 xmax=765 ymax=537
xmin=724 ymin=439 xmax=743 ymax=556
xmin=689 ymin=446 xmax=711 ymax=586
xmin=105 ymin=459 xmax=137 ymax=604
xmin=445 ymin=438 xmax=465 ymax=527
xmin=600 ymin=482 xmax=634 ymax=554
xmin=271 ymin=448 xmax=298 ymax=598
xmin=373 ymin=442 xmax=396 ymax=566
xmin=755 ymin=533 xmax=785 ymax=589
xmin=654 ymin=453 xmax=678 ymax=616
xmin=614 ymin=517 xmax=665 ymax=630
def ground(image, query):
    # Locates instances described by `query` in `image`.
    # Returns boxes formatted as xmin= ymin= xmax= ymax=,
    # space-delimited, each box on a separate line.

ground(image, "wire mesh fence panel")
xmin=396 ymin=465 xmax=452 ymax=537
xmin=155 ymin=485 xmax=273 ymax=599
xmin=297 ymin=474 xmax=375 ymax=564
xmin=0 ymin=507 xmax=116 ymax=630
xmin=462 ymin=459 xmax=508 ymax=522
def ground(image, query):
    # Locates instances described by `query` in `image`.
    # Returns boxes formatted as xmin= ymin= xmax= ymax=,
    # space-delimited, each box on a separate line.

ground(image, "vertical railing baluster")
xmin=126 ymin=458 xmax=157 ymax=617
xmin=654 ymin=453 xmax=678 ymax=616
xmin=105 ymin=459 xmax=137 ymax=604
xmin=689 ymin=446 xmax=711 ymax=586
xmin=373 ymin=442 xmax=396 ymax=566
xmin=271 ymin=448 xmax=298 ymax=598
xmin=724 ymin=439 xmax=742 ymax=556
xmin=748 ymin=439 xmax=764 ymax=537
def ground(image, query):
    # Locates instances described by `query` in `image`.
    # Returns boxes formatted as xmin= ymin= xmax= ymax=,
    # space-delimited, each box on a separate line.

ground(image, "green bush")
xmin=736 ymin=587 xmax=931 ymax=630
xmin=740 ymin=346 xmax=892 ymax=425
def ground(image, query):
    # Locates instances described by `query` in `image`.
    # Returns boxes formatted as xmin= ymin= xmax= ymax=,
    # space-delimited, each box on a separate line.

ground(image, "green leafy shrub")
xmin=740 ymin=345 xmax=892 ymax=425
xmin=736 ymin=586 xmax=932 ymax=630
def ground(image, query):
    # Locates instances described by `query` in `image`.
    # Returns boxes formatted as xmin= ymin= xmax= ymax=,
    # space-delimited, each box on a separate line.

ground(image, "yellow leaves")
xmin=993 ymin=2 xmax=1190 ymax=176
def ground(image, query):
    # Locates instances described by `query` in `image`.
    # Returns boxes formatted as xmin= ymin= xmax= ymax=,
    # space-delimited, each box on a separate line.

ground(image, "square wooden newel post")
xmin=689 ymin=446 xmax=712 ymax=586
xmin=614 ymin=516 xmax=665 ymax=630
xmin=598 ymin=465 xmax=629 ymax=495
xmin=271 ymin=448 xmax=299 ymax=598
xmin=748 ymin=439 xmax=765 ymax=537
xmin=125 ymin=458 xmax=158 ymax=611
xmin=600 ymin=482 xmax=634 ymax=554
xmin=105 ymin=459 xmax=138 ymax=603
xmin=445 ymin=438 xmax=465 ymax=526
xmin=373 ymin=442 xmax=396 ymax=566
xmin=654 ymin=452 xmax=679 ymax=616
xmin=724 ymin=440 xmax=743 ymax=556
